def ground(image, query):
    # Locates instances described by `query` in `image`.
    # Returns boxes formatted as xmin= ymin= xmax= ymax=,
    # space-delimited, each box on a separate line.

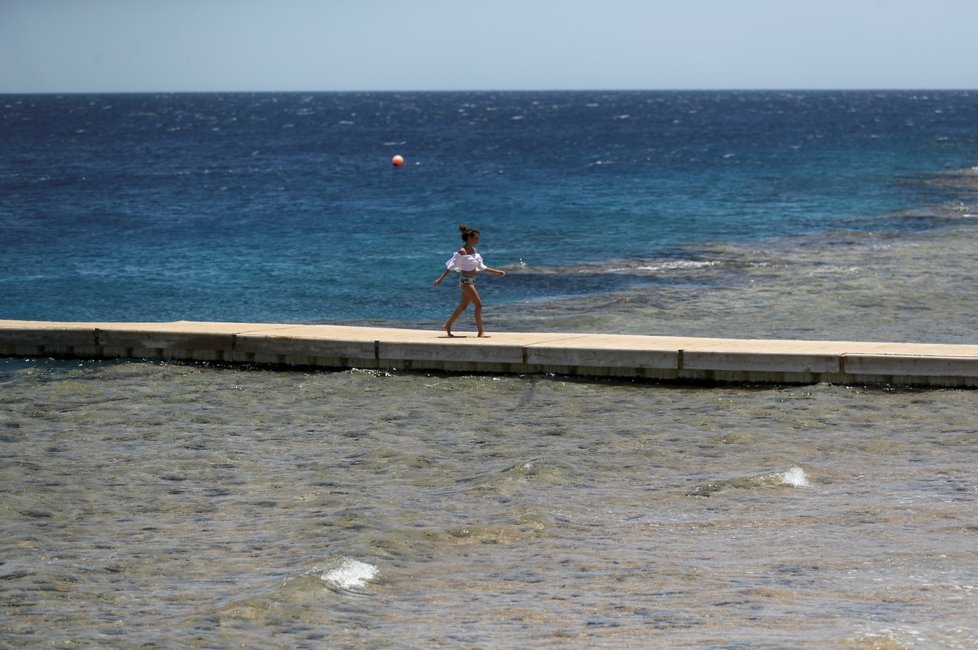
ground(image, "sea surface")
xmin=2 ymin=91 xmax=978 ymax=648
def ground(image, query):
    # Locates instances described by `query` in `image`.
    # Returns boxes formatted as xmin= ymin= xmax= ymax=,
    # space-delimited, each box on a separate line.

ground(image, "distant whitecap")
xmin=635 ymin=260 xmax=719 ymax=272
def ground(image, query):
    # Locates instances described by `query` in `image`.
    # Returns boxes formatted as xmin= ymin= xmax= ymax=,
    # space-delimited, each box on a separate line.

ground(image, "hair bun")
xmin=458 ymin=224 xmax=479 ymax=241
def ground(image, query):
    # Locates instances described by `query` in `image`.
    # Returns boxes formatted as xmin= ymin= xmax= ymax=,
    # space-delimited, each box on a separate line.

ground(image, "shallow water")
xmin=2 ymin=361 xmax=976 ymax=648
xmin=487 ymin=212 xmax=978 ymax=345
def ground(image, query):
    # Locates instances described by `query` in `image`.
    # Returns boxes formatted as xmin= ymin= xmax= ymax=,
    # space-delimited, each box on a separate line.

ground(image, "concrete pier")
xmin=3 ymin=319 xmax=978 ymax=387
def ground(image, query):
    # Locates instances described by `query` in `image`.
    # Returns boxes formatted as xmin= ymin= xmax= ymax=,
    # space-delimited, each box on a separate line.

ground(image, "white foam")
xmin=636 ymin=260 xmax=718 ymax=272
xmin=605 ymin=260 xmax=718 ymax=273
xmin=778 ymin=466 xmax=810 ymax=487
xmin=321 ymin=558 xmax=378 ymax=590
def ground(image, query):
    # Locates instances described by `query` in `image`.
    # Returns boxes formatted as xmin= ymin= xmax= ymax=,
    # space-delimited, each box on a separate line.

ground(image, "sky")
xmin=2 ymin=0 xmax=977 ymax=93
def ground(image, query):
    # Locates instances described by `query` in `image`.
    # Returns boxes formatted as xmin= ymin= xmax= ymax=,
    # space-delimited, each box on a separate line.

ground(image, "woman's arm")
xmin=483 ymin=267 xmax=506 ymax=277
xmin=433 ymin=269 xmax=453 ymax=285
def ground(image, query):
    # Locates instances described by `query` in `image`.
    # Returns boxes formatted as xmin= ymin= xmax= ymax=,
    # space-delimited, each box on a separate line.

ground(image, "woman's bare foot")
xmin=477 ymin=332 xmax=491 ymax=338
xmin=444 ymin=323 xmax=456 ymax=337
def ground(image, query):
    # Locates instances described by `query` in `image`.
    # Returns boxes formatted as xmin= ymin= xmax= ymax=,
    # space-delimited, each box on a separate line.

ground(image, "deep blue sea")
xmin=3 ymin=91 xmax=977 ymax=327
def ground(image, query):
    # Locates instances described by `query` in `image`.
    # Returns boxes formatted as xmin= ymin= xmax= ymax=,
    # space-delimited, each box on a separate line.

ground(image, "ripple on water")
xmin=688 ymin=465 xmax=812 ymax=496
xmin=2 ymin=361 xmax=978 ymax=647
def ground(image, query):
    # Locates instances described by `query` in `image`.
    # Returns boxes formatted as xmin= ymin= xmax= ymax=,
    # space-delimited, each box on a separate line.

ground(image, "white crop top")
xmin=445 ymin=251 xmax=487 ymax=272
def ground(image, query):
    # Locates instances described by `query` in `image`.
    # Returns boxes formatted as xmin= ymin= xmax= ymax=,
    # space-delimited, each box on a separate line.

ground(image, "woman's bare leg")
xmin=444 ymin=292 xmax=472 ymax=337
xmin=467 ymin=286 xmax=489 ymax=337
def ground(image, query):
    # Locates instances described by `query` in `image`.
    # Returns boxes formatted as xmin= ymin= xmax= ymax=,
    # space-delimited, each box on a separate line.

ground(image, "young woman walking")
xmin=433 ymin=224 xmax=506 ymax=337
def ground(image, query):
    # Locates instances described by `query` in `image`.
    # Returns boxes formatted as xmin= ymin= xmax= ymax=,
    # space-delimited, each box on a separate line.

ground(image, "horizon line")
xmin=3 ymin=87 xmax=977 ymax=96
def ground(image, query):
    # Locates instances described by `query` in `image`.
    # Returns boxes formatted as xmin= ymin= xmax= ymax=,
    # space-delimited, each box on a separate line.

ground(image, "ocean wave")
xmin=221 ymin=557 xmax=381 ymax=614
xmin=506 ymin=258 xmax=720 ymax=276
xmin=622 ymin=260 xmax=719 ymax=273
xmin=319 ymin=557 xmax=379 ymax=591
xmin=769 ymin=466 xmax=810 ymax=487
xmin=688 ymin=465 xmax=811 ymax=497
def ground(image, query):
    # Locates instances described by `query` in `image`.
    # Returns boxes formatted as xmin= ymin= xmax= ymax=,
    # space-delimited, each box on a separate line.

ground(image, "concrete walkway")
xmin=3 ymin=319 xmax=978 ymax=387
